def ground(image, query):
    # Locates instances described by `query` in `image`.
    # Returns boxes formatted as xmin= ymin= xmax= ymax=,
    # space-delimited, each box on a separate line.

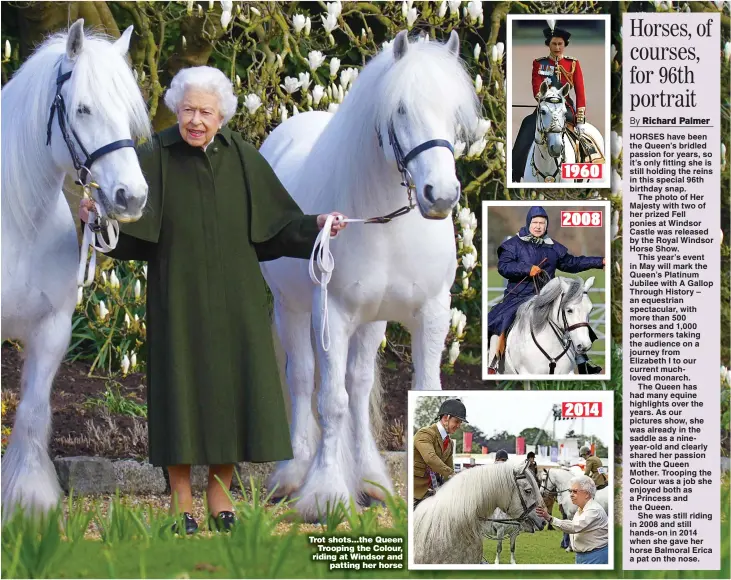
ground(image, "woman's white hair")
xmin=164 ymin=66 xmax=238 ymax=124
xmin=570 ymin=475 xmax=597 ymax=498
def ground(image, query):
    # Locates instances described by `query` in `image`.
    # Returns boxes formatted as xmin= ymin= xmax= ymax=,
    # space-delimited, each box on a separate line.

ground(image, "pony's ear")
xmin=114 ymin=25 xmax=134 ymax=56
xmin=538 ymin=79 xmax=549 ymax=99
xmin=445 ymin=30 xmax=460 ymax=57
xmin=561 ymin=82 xmax=570 ymax=98
xmin=583 ymin=276 xmax=595 ymax=292
xmin=393 ymin=30 xmax=409 ymax=61
xmin=66 ymin=19 xmax=85 ymax=61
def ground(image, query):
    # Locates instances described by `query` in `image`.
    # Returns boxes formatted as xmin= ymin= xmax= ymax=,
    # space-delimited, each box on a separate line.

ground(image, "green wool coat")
xmin=106 ymin=125 xmax=320 ymax=467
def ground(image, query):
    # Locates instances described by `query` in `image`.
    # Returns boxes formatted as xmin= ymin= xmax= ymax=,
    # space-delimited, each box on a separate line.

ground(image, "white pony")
xmin=258 ymin=31 xmax=479 ymax=520
xmin=482 ymin=507 xmax=523 ymax=564
xmin=1 ymin=20 xmax=150 ymax=519
xmin=542 ymin=467 xmax=609 ymax=551
xmin=413 ymin=463 xmax=546 ymax=565
xmin=521 ymin=80 xmax=604 ymax=183
xmin=488 ymin=276 xmax=596 ymax=375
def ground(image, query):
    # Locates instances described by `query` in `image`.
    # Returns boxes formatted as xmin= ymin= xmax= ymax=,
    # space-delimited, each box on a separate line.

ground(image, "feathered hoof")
xmin=357 ymin=492 xmax=386 ymax=509
xmin=293 ymin=474 xmax=351 ymax=524
xmin=266 ymin=458 xmax=312 ymax=501
xmin=1 ymin=445 xmax=62 ymax=523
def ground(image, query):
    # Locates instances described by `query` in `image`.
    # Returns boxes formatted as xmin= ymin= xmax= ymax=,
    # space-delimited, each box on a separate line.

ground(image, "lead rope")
xmin=76 ymin=190 xmax=120 ymax=287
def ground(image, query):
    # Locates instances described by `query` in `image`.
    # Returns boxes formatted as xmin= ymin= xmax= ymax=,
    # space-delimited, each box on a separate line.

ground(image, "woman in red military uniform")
xmin=512 ymin=25 xmax=587 ymax=183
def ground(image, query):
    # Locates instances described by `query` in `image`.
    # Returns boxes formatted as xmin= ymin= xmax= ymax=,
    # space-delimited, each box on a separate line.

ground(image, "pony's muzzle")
xmin=548 ymin=141 xmax=564 ymax=157
xmin=420 ymin=183 xmax=460 ymax=220
xmin=110 ymin=183 xmax=148 ymax=222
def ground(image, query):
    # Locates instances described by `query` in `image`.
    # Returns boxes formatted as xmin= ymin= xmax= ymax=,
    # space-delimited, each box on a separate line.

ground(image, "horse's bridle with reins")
xmin=46 ymin=61 xmax=133 ymax=285
xmin=531 ymin=94 xmax=566 ymax=183
xmin=479 ymin=470 xmax=540 ymax=528
xmin=529 ymin=290 xmax=591 ymax=374
xmin=374 ymin=120 xmax=455 ymax=223
xmin=541 ymin=470 xmax=569 ymax=498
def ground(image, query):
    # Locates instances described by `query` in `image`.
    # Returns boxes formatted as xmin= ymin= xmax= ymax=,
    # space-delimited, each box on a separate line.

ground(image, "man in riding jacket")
xmin=512 ymin=24 xmax=587 ymax=183
xmin=487 ymin=206 xmax=605 ymax=375
xmin=412 ymin=399 xmax=468 ymax=510
xmin=580 ymin=446 xmax=608 ymax=490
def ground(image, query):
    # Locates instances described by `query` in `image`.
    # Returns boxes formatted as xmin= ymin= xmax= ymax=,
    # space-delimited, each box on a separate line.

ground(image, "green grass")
xmin=485 ymin=268 xmax=607 ymax=366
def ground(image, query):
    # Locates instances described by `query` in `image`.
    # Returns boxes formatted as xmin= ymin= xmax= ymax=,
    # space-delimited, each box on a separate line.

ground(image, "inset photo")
xmin=507 ymin=14 xmax=611 ymax=188
xmin=481 ymin=201 xmax=611 ymax=380
xmin=408 ymin=391 xmax=614 ymax=570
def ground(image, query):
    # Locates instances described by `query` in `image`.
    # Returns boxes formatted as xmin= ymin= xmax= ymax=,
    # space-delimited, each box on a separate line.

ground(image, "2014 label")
xmin=562 ymin=402 xmax=603 ymax=417
xmin=560 ymin=210 xmax=603 ymax=227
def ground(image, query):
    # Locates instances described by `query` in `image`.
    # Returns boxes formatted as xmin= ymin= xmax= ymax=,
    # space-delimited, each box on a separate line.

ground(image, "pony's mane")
xmin=413 ymin=463 xmax=542 ymax=562
xmin=515 ymin=277 xmax=583 ymax=333
xmin=1 ymin=29 xmax=150 ymax=232
xmin=296 ymin=36 xmax=480 ymax=218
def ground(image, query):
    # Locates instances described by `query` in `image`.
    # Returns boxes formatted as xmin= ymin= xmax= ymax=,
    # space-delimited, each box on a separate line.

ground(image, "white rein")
xmin=77 ymin=192 xmax=119 ymax=287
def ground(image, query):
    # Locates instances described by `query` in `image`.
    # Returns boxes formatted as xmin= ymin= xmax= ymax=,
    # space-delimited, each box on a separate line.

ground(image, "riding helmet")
xmin=495 ymin=449 xmax=509 ymax=462
xmin=436 ymin=399 xmax=468 ymax=423
xmin=579 ymin=446 xmax=591 ymax=456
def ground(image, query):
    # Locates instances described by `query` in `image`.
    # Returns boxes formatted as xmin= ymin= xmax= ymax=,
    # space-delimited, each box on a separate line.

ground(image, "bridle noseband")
xmin=376 ymin=120 xmax=455 ymax=222
xmin=480 ymin=470 xmax=539 ymax=528
xmin=530 ymin=289 xmax=591 ymax=374
xmin=46 ymin=62 xmax=135 ymax=191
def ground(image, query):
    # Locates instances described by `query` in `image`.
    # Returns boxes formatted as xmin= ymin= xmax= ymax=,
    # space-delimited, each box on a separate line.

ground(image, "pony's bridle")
xmin=541 ymin=470 xmax=569 ymax=498
xmin=480 ymin=470 xmax=539 ymax=527
xmin=531 ymin=95 xmax=566 ymax=183
xmin=375 ymin=120 xmax=455 ymax=223
xmin=46 ymin=62 xmax=135 ymax=201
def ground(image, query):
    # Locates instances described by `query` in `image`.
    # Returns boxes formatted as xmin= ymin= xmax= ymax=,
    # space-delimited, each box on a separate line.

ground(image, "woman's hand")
xmin=535 ymin=506 xmax=552 ymax=521
xmin=79 ymin=198 xmax=94 ymax=223
xmin=317 ymin=212 xmax=348 ymax=237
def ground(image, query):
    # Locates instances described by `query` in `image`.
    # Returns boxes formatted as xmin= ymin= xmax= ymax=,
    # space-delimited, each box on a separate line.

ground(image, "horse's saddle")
xmin=566 ymin=125 xmax=605 ymax=165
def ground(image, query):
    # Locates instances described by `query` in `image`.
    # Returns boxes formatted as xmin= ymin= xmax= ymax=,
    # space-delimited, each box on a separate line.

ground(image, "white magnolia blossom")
xmin=475 ymin=118 xmax=491 ymax=139
xmin=307 ymin=50 xmax=326 ymax=71
xmin=475 ymin=74 xmax=483 ymax=94
xmin=462 ymin=252 xmax=477 ymax=271
xmin=724 ymin=42 xmax=731 ymax=61
xmin=304 ymin=16 xmax=312 ymax=36
xmin=382 ymin=39 xmax=394 ymax=51
xmin=340 ymin=67 xmax=358 ymax=90
xmin=98 ymin=300 xmax=109 ymax=320
xmin=130 ymin=351 xmax=137 ymax=370
xmin=208 ymin=0 xmax=214 ymax=10
xmin=235 ymin=74 xmax=241 ymax=89
xmin=721 ymin=143 xmax=727 ymax=169
xmin=220 ymin=10 xmax=232 ymax=29
xmin=610 ymin=44 xmax=617 ymax=61
xmin=329 ymin=57 xmax=341 ymax=77
xmin=457 ymin=207 xmax=478 ymax=231
xmin=110 ymin=270 xmax=120 ymax=289
xmin=401 ymin=1 xmax=409 ymax=18
xmin=4 ymin=40 xmax=10 ymax=60
xmin=197 ymin=4 xmax=203 ymax=17
xmin=473 ymin=44 xmax=481 ymax=60
xmin=76 ymin=287 xmax=83 ymax=306
xmin=467 ymin=138 xmax=487 ymax=158
xmin=406 ymin=6 xmax=419 ymax=28
xmin=722 ymin=365 xmax=731 ymax=385
xmin=450 ymin=308 xmax=462 ymax=330
xmin=243 ymin=94 xmax=262 ymax=114
xmin=276 ymin=54 xmax=284 ymax=69
xmin=322 ymin=13 xmax=339 ymax=34
xmin=250 ymin=6 xmax=261 ymax=16
xmin=438 ymin=0 xmax=448 ymax=19
xmin=615 ymin=261 xmax=621 ymax=276
xmin=466 ymin=0 xmax=482 ymax=22
xmin=714 ymin=0 xmax=726 ymax=9
xmin=142 ymin=265 xmax=148 ymax=279
xmin=456 ymin=315 xmax=466 ymax=337
xmin=292 ymin=105 xmax=299 ymax=116
xmin=454 ymin=140 xmax=466 ymax=159
xmin=281 ymin=76 xmax=302 ymax=94
xmin=461 ymin=270 xmax=469 ymax=291
xmin=380 ymin=335 xmax=387 ymax=351
xmin=611 ymin=168 xmax=623 ymax=200
xmin=328 ymin=102 xmax=340 ymax=113
xmin=134 ymin=279 xmax=142 ymax=299
xmin=448 ymin=0 xmax=462 ymax=17
xmin=298 ymin=72 xmax=312 ymax=92
xmin=134 ymin=314 xmax=139 ymax=323
xmin=101 ymin=271 xmax=108 ymax=286
xmin=611 ymin=210 xmax=620 ymax=241
xmin=121 ymin=354 xmax=130 ymax=376
xmin=292 ymin=14 xmax=307 ymax=33
xmin=448 ymin=340 xmax=461 ymax=365
xmin=124 ymin=313 xmax=131 ymax=328
xmin=337 ymin=84 xmax=345 ymax=103
xmin=496 ymin=141 xmax=505 ymax=160
xmin=312 ymin=84 xmax=326 ymax=105
xmin=361 ymin=28 xmax=367 ymax=42
xmin=280 ymin=104 xmax=288 ymax=122
xmin=186 ymin=0 xmax=194 ymax=15
xmin=611 ymin=130 xmax=623 ymax=159
xmin=220 ymin=0 xmax=232 ymax=11
xmin=327 ymin=0 xmax=343 ymax=18
xmin=461 ymin=226 xmax=475 ymax=249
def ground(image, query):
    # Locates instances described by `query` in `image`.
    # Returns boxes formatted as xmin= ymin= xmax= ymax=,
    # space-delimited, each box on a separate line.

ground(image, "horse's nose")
xmin=113 ymin=183 xmax=148 ymax=218
xmin=114 ymin=187 xmax=128 ymax=210
xmin=423 ymin=184 xmax=435 ymax=203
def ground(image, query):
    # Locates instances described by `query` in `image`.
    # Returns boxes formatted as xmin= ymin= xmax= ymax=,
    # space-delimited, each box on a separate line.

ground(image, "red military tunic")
xmin=532 ymin=55 xmax=586 ymax=123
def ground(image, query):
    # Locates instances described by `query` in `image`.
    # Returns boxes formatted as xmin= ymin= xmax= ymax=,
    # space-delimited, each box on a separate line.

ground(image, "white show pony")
xmin=1 ymin=20 xmax=150 ymax=519
xmin=521 ymin=80 xmax=604 ymax=183
xmin=413 ymin=463 xmax=546 ymax=565
xmin=488 ymin=276 xmax=596 ymax=375
xmin=542 ymin=467 xmax=609 ymax=551
xmin=482 ymin=507 xmax=524 ymax=564
xmin=259 ymin=31 xmax=479 ymax=520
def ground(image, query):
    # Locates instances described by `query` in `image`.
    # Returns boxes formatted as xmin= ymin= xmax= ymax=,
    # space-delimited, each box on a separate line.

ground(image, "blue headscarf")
xmin=518 ymin=206 xmax=553 ymax=244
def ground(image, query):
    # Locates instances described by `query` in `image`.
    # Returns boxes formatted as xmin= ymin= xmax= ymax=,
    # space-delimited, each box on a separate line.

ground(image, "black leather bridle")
xmin=480 ymin=469 xmax=541 ymax=527
xmin=531 ymin=94 xmax=566 ymax=183
xmin=46 ymin=62 xmax=135 ymax=188
xmin=375 ymin=120 xmax=455 ymax=222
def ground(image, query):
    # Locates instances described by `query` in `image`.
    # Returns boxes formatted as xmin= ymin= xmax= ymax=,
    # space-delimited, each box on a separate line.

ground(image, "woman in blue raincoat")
xmin=487 ymin=206 xmax=605 ymax=374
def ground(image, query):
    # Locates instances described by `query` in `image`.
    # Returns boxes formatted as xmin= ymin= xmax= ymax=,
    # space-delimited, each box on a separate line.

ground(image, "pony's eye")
xmin=77 ymin=104 xmax=91 ymax=115
xmin=567 ymin=308 xmax=573 ymax=313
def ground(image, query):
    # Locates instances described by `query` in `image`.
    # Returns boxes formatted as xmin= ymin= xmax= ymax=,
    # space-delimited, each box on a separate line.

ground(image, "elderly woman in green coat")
xmin=80 ymin=66 xmax=346 ymax=534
